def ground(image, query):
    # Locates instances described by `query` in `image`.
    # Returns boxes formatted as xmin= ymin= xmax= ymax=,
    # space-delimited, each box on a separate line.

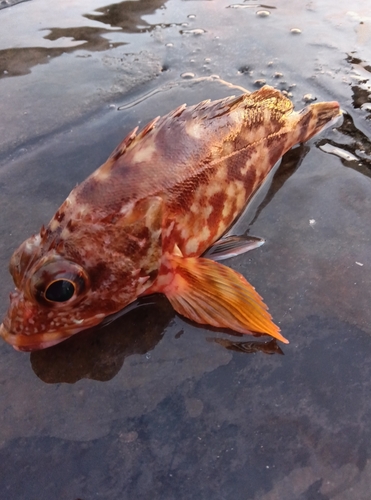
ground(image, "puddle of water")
xmin=1 ymin=0 xmax=371 ymax=499
xmin=0 ymin=0 xmax=29 ymax=9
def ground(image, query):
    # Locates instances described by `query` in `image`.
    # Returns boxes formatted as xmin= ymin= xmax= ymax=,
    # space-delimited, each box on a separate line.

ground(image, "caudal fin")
xmin=296 ymin=100 xmax=342 ymax=143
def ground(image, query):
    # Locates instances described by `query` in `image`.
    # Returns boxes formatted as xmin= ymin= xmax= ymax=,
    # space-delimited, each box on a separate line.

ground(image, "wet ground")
xmin=1 ymin=0 xmax=371 ymax=499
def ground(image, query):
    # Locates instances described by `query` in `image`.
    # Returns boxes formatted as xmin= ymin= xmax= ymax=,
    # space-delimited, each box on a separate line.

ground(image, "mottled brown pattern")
xmin=66 ymin=219 xmax=77 ymax=232
xmin=55 ymin=210 xmax=65 ymax=223
xmin=76 ymin=174 xmax=124 ymax=215
xmin=88 ymin=262 xmax=112 ymax=291
xmin=167 ymin=169 xmax=211 ymax=214
xmin=266 ymin=133 xmax=287 ymax=167
xmin=112 ymin=226 xmax=152 ymax=258
xmin=298 ymin=111 xmax=312 ymax=135
xmin=63 ymin=240 xmax=85 ymax=264
xmin=0 ymin=86 xmax=341 ymax=350
xmin=207 ymin=192 xmax=228 ymax=232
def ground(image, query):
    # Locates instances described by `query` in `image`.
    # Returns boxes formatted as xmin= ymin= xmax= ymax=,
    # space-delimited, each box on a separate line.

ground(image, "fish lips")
xmin=0 ymin=322 xmax=90 ymax=352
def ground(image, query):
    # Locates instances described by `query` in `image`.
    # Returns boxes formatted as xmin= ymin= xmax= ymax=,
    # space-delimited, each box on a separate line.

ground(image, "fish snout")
xmin=0 ymin=321 xmax=83 ymax=351
xmin=0 ymin=322 xmax=28 ymax=351
xmin=0 ymin=293 xmax=108 ymax=351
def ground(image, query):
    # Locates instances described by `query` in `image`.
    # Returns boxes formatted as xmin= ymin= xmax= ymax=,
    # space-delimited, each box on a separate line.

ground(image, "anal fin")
xmin=162 ymin=255 xmax=288 ymax=344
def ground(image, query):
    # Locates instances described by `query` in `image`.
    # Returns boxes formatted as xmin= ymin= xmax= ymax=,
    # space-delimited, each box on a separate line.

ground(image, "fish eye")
xmin=45 ymin=279 xmax=76 ymax=303
xmin=29 ymin=258 xmax=89 ymax=307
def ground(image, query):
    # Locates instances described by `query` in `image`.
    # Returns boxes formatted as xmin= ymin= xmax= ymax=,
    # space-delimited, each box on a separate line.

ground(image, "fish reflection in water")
xmin=30 ymin=295 xmax=172 ymax=384
xmin=211 ymin=338 xmax=284 ymax=355
xmin=31 ymin=298 xmax=282 ymax=384
xmin=0 ymin=86 xmax=341 ymax=352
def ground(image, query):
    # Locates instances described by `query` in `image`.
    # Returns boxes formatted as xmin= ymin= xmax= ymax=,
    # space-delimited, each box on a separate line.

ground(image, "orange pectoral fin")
xmin=163 ymin=255 xmax=288 ymax=344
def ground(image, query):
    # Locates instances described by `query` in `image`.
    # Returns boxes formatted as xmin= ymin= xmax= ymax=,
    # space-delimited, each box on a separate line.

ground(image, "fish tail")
xmin=295 ymin=100 xmax=342 ymax=143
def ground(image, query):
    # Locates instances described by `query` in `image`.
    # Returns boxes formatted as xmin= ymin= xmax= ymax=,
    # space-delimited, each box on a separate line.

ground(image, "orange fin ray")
xmin=164 ymin=256 xmax=288 ymax=344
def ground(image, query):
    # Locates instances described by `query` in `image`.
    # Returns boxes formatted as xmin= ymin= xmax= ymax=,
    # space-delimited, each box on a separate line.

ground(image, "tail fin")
xmin=295 ymin=100 xmax=342 ymax=143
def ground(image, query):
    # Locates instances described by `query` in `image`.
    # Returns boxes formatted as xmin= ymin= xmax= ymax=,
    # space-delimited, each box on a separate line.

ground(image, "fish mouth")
xmin=0 ymin=322 xmax=83 ymax=352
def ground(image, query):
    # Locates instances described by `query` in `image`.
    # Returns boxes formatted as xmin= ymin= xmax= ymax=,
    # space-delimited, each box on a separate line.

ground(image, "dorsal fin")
xmin=109 ymin=126 xmax=139 ymax=161
xmin=135 ymin=116 xmax=161 ymax=141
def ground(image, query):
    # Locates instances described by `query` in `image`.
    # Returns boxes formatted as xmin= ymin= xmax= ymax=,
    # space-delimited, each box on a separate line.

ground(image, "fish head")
xmin=0 ymin=196 xmax=164 ymax=351
xmin=1 ymin=234 xmax=140 ymax=351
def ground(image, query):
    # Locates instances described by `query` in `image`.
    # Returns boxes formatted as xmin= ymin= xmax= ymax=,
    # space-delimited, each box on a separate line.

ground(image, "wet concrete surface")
xmin=1 ymin=0 xmax=371 ymax=498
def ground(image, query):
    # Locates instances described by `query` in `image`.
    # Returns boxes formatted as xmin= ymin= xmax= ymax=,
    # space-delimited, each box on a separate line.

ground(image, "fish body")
xmin=0 ymin=86 xmax=341 ymax=351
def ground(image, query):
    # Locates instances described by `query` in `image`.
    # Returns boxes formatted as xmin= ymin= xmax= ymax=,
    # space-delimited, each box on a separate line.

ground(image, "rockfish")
xmin=0 ymin=86 xmax=340 ymax=351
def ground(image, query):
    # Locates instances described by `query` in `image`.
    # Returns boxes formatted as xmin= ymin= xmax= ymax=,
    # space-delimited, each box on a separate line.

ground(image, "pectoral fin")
xmin=204 ymin=235 xmax=265 ymax=261
xmin=163 ymin=255 xmax=288 ymax=344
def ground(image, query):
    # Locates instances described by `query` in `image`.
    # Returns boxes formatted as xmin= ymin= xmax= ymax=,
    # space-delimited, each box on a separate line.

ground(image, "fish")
xmin=0 ymin=86 xmax=341 ymax=351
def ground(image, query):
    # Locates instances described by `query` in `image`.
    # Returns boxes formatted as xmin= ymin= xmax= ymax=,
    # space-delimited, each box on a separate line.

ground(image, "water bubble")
xmin=165 ymin=42 xmax=174 ymax=48
xmin=290 ymin=28 xmax=302 ymax=34
xmin=181 ymin=28 xmax=207 ymax=35
xmin=302 ymin=93 xmax=317 ymax=103
xmin=228 ymin=4 xmax=254 ymax=8
xmin=145 ymin=353 xmax=151 ymax=360
xmin=256 ymin=10 xmax=270 ymax=17
xmin=181 ymin=23 xmax=189 ymax=27
xmin=181 ymin=72 xmax=195 ymax=79
xmin=254 ymin=79 xmax=266 ymax=87
xmin=204 ymin=58 xmax=211 ymax=63
xmin=188 ymin=14 xmax=196 ymax=19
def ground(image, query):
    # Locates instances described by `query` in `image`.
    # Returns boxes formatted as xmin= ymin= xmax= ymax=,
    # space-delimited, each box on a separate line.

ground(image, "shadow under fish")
xmin=30 ymin=295 xmax=173 ymax=384
xmin=30 ymin=298 xmax=283 ymax=384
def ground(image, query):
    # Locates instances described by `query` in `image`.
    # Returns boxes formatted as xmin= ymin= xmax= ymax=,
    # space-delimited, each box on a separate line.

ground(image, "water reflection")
xmin=85 ymin=0 xmax=170 ymax=33
xmin=0 ymin=36 xmax=125 ymax=79
xmin=30 ymin=295 xmax=173 ymax=383
xmin=30 ymin=301 xmax=284 ymax=384
xmin=211 ymin=338 xmax=284 ymax=355
xmin=0 ymin=0 xmax=30 ymax=9
xmin=305 ymin=54 xmax=371 ymax=179
xmin=317 ymin=113 xmax=371 ymax=178
xmin=346 ymin=54 xmax=371 ymax=117
xmin=0 ymin=0 xmax=170 ymax=79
